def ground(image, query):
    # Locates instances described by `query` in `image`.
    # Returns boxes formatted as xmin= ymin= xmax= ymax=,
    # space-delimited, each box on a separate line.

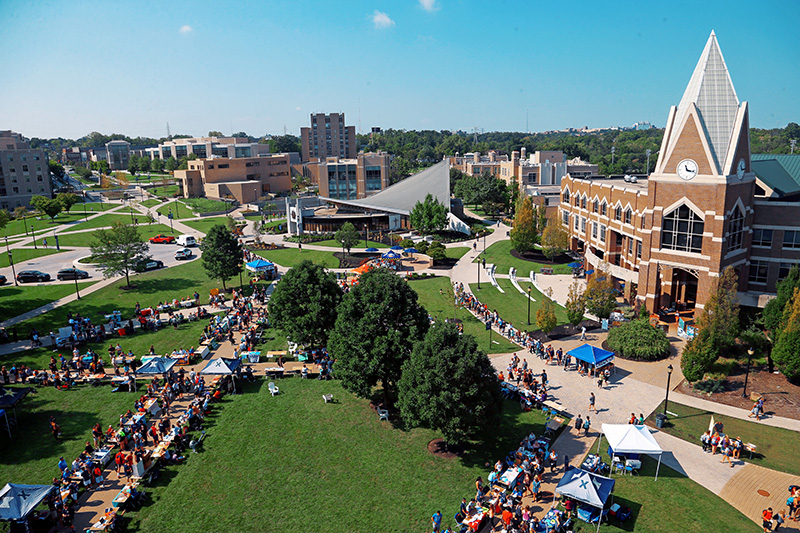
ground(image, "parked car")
xmin=0 ymin=274 xmax=6 ymax=285
xmin=174 ymin=248 xmax=193 ymax=260
xmin=149 ymin=234 xmax=176 ymax=244
xmin=57 ymin=268 xmax=90 ymax=281
xmin=17 ymin=270 xmax=51 ymax=283
xmin=176 ymin=235 xmax=197 ymax=247
xmin=134 ymin=259 xmax=164 ymax=272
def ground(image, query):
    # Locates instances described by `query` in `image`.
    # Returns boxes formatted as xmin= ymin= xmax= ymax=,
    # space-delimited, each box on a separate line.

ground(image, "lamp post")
xmin=663 ymin=364 xmax=674 ymax=416
xmin=238 ymin=263 xmax=243 ymax=290
xmin=477 ymin=259 xmax=481 ymax=290
xmin=527 ymin=286 xmax=532 ymax=325
xmin=31 ymin=224 xmax=36 ymax=249
xmin=5 ymin=236 xmax=18 ymax=286
xmin=741 ymin=348 xmax=754 ymax=398
xmin=168 ymin=210 xmax=174 ymax=233
xmin=73 ymin=270 xmax=81 ymax=300
xmin=52 ymin=228 xmax=59 ymax=251
xmin=363 ymin=223 xmax=368 ymax=247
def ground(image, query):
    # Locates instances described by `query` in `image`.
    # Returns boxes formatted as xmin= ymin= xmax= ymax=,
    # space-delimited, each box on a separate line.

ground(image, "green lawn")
xmin=182 ymin=217 xmax=228 ymax=236
xmin=311 ymin=239 xmax=389 ymax=249
xmin=476 ymin=240 xmax=573 ymax=276
xmin=1 ymin=247 xmax=68 ymax=268
xmin=645 ymin=400 xmax=800 ymax=477
xmin=585 ymin=435 xmax=754 ymax=533
xmin=445 ymin=247 xmax=470 ymax=259
xmin=139 ymin=199 xmax=162 ymax=208
xmin=2 ymin=213 xmax=95 ymax=238
xmin=59 ymin=214 xmax=140 ymax=233
xmin=254 ymin=248 xmax=339 ymax=269
xmin=469 ymin=278 xmax=569 ymax=332
xmin=182 ymin=198 xmax=230 ymax=214
xmin=156 ymin=201 xmax=194 ymax=219
xmin=74 ymin=202 xmax=116 ymax=213
xmin=0 ymin=281 xmax=95 ymax=322
xmin=149 ymin=184 xmax=179 ymax=197
xmin=52 ymin=224 xmax=176 ymax=247
xmin=410 ymin=276 xmax=518 ymax=354
xmin=126 ymin=379 xmax=550 ymax=533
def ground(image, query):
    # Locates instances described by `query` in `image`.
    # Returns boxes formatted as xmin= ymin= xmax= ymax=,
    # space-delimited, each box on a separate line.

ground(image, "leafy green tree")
xmin=399 ymin=238 xmax=415 ymax=249
xmin=164 ymin=157 xmax=178 ymax=172
xmin=427 ymin=241 xmax=447 ymax=262
xmin=702 ymin=267 xmax=740 ymax=352
xmin=479 ymin=175 xmax=510 ymax=215
xmin=764 ymin=266 xmax=800 ymax=337
xmin=138 ymin=156 xmax=151 ymax=173
xmin=536 ymin=288 xmax=558 ymax=333
xmin=334 ymin=222 xmax=361 ymax=256
xmin=151 ymin=158 xmax=165 ymax=172
xmin=398 ymin=322 xmax=502 ymax=447
xmin=268 ymin=260 xmax=343 ymax=349
xmin=90 ymin=222 xmax=149 ymax=288
xmin=328 ymin=267 xmax=429 ymax=405
xmin=541 ymin=213 xmax=569 ymax=259
xmin=56 ymin=192 xmax=79 ymax=213
xmin=127 ymin=155 xmax=139 ymax=175
xmin=200 ymin=224 xmax=243 ymax=291
xmin=607 ymin=318 xmax=670 ymax=361
xmin=409 ymin=193 xmax=447 ymax=234
xmin=30 ymin=196 xmax=62 ymax=221
xmin=48 ymin=160 xmax=65 ymax=179
xmin=0 ymin=209 xmax=9 ymax=232
xmin=268 ymin=134 xmax=301 ymax=153
xmin=208 ymin=131 xmax=224 ymax=137
xmin=510 ymin=195 xmax=538 ymax=252
xmin=453 ymin=175 xmax=481 ymax=205
xmin=772 ymin=288 xmax=800 ymax=382
xmin=680 ymin=327 xmax=718 ymax=382
xmin=583 ymin=267 xmax=616 ymax=319
xmin=565 ymin=281 xmax=586 ymax=326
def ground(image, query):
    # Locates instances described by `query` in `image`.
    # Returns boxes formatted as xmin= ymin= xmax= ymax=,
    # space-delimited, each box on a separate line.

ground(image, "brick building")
xmin=0 ymin=130 xmax=52 ymax=209
xmin=300 ymin=113 xmax=356 ymax=162
xmin=560 ymin=31 xmax=798 ymax=312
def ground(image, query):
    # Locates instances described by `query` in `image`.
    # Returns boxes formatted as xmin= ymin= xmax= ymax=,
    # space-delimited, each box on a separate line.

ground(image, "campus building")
xmin=0 ymin=130 xmax=52 ymax=209
xmin=105 ymin=140 xmax=131 ymax=170
xmin=559 ymin=31 xmax=800 ymax=312
xmin=300 ymin=113 xmax=356 ymax=162
xmin=145 ymin=136 xmax=271 ymax=161
xmin=307 ymin=152 xmax=391 ymax=200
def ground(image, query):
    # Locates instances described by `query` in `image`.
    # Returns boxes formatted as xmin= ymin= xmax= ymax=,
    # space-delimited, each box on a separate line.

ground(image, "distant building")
xmin=145 ymin=136 xmax=270 ymax=160
xmin=301 ymin=113 xmax=356 ymax=162
xmin=306 ymin=152 xmax=391 ymax=200
xmin=0 ymin=130 xmax=52 ymax=209
xmin=633 ymin=121 xmax=655 ymax=130
xmin=105 ymin=140 xmax=131 ymax=170
xmin=60 ymin=147 xmax=93 ymax=164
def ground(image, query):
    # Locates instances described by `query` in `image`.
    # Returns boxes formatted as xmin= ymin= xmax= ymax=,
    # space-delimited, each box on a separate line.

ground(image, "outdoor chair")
xmin=189 ymin=430 xmax=206 ymax=453
xmin=323 ymin=394 xmax=333 ymax=403
xmin=268 ymin=382 xmax=279 ymax=396
xmin=454 ymin=512 xmax=465 ymax=524
xmin=377 ymin=408 xmax=389 ymax=421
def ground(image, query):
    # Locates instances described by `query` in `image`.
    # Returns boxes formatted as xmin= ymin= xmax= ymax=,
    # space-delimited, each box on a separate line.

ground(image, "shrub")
xmin=606 ymin=318 xmax=670 ymax=361
xmin=693 ymin=378 xmax=726 ymax=394
xmin=399 ymin=238 xmax=415 ymax=249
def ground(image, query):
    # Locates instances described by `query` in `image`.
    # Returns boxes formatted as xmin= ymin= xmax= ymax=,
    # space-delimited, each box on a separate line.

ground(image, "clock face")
xmin=737 ymin=159 xmax=746 ymax=179
xmin=677 ymin=159 xmax=699 ymax=181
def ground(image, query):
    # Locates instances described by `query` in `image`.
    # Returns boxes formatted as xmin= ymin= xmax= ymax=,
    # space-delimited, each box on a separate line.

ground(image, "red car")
xmin=149 ymin=234 xmax=176 ymax=244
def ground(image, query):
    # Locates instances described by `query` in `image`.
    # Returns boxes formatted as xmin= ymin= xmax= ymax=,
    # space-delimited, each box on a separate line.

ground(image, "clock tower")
xmin=639 ymin=31 xmax=755 ymax=312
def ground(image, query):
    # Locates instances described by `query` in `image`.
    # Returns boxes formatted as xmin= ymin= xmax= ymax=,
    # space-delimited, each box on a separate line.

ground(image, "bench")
xmin=539 ymin=267 xmax=553 ymax=275
xmin=322 ymin=394 xmax=333 ymax=403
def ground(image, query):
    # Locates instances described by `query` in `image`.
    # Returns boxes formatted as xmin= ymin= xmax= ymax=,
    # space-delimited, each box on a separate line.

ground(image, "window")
xmin=22 ymin=165 xmax=28 ymax=172
xmin=783 ymin=231 xmax=800 ymax=249
xmin=574 ymin=215 xmax=579 ymax=230
xmin=641 ymin=215 xmax=646 ymax=229
xmin=574 ymin=195 xmax=580 ymax=207
xmin=625 ymin=208 xmax=632 ymax=225
xmin=748 ymin=260 xmax=769 ymax=284
xmin=562 ymin=211 xmax=569 ymax=226
xmin=581 ymin=196 xmax=587 ymax=210
xmin=628 ymin=238 xmax=634 ymax=255
xmin=779 ymin=262 xmax=797 ymax=281
xmin=615 ymin=206 xmax=622 ymax=221
xmin=661 ymin=205 xmax=704 ymax=253
xmin=752 ymin=229 xmax=772 ymax=247
xmin=218 ymin=164 xmax=229 ymax=169
xmin=726 ymin=207 xmax=745 ymax=252
xmin=599 ymin=225 xmax=607 ymax=243
xmin=601 ymin=201 xmax=607 ymax=217
xmin=580 ymin=217 xmax=586 ymax=234
xmin=637 ymin=241 xmax=642 ymax=258
xmin=591 ymin=222 xmax=597 ymax=239
xmin=593 ymin=199 xmax=598 ymax=213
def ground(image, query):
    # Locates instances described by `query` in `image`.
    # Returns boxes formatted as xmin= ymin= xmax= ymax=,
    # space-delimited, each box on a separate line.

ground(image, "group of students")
xmin=699 ymin=421 xmax=745 ymax=468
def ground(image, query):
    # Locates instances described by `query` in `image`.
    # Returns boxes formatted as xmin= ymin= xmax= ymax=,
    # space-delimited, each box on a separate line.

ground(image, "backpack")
xmin=583 ymin=419 xmax=590 ymax=429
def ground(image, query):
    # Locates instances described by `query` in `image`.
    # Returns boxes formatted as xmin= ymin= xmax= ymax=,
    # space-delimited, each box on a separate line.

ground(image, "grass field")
xmin=311 ymin=239 xmax=389 ymax=249
xmin=469 ymin=278 xmax=569 ymax=332
xmin=139 ymin=199 xmax=161 ymax=208
xmin=410 ymin=276 xmax=517 ymax=354
xmin=2 ymin=213 xmax=93 ymax=238
xmin=645 ymin=400 xmax=800 ymax=477
xmin=126 ymin=379 xmax=550 ymax=533
xmin=182 ymin=217 xmax=228 ymax=235
xmin=156 ymin=201 xmax=194 ymax=219
xmin=476 ymin=240 xmax=573 ymax=276
xmin=254 ymin=248 xmax=339 ymax=269
xmin=0 ymin=247 xmax=67 ymax=268
xmin=59 ymin=214 xmax=140 ymax=233
xmin=149 ymin=185 xmax=179 ymax=197
xmin=182 ymin=198 xmax=230 ymax=213
xmin=0 ymin=281 xmax=96 ymax=322
xmin=52 ymin=224 xmax=176 ymax=247
xmin=446 ymin=247 xmax=470 ymax=259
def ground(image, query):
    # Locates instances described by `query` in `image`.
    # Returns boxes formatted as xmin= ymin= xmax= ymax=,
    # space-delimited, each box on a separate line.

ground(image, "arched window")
xmin=615 ymin=206 xmax=622 ymax=221
xmin=624 ymin=208 xmax=632 ymax=225
xmin=562 ymin=189 xmax=570 ymax=203
xmin=601 ymin=201 xmax=607 ymax=217
xmin=581 ymin=196 xmax=587 ymax=210
xmin=727 ymin=206 xmax=745 ymax=252
xmin=661 ymin=204 xmax=704 ymax=253
xmin=593 ymin=199 xmax=598 ymax=213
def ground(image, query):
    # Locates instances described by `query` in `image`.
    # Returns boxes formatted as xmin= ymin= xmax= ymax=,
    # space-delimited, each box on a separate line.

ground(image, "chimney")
xmin=512 ymin=151 xmax=520 ymax=161
xmin=521 ymin=147 xmax=527 ymax=160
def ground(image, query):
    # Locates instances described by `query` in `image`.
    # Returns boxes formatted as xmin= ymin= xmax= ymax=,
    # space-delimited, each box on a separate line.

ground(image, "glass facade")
xmin=661 ymin=205 xmax=704 ymax=254
xmin=327 ymin=164 xmax=357 ymax=200
xmin=365 ymin=165 xmax=382 ymax=192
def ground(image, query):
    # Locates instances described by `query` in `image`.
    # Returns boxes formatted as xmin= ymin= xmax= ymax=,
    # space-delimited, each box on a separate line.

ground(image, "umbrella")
xmin=404 ymin=248 xmax=419 ymax=254
xmin=585 ymin=269 xmax=595 ymax=275
xmin=568 ymin=262 xmax=582 ymax=268
xmin=365 ymin=247 xmax=379 ymax=252
xmin=382 ymin=250 xmax=401 ymax=259
xmin=390 ymin=245 xmax=403 ymax=250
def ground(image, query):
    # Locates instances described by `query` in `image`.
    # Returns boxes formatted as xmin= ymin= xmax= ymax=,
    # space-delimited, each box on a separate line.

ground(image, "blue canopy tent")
xmin=365 ymin=247 xmax=379 ymax=252
xmin=567 ymin=344 xmax=615 ymax=370
xmin=0 ymin=409 xmax=10 ymax=438
xmin=382 ymin=250 xmax=401 ymax=259
xmin=245 ymin=259 xmax=277 ymax=274
xmin=0 ymin=483 xmax=55 ymax=532
xmin=200 ymin=358 xmax=243 ymax=393
xmin=555 ymin=467 xmax=615 ymax=532
xmin=568 ymin=262 xmax=583 ymax=268
xmin=137 ymin=357 xmax=177 ymax=375
xmin=390 ymin=245 xmax=404 ymax=250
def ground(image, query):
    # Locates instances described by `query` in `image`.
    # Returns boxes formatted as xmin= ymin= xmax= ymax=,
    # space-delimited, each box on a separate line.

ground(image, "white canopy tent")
xmin=599 ymin=424 xmax=664 ymax=480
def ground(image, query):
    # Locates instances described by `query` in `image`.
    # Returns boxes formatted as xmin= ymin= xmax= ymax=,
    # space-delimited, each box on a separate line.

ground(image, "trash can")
xmin=655 ymin=413 xmax=667 ymax=428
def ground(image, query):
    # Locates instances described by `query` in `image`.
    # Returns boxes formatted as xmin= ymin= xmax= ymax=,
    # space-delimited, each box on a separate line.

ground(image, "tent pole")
xmin=3 ymin=411 xmax=10 ymax=438
xmin=655 ymin=455 xmax=661 ymax=481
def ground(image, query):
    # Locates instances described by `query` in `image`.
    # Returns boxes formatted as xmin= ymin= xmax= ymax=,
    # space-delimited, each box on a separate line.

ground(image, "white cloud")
xmin=419 ymin=0 xmax=438 ymax=12
xmin=179 ymin=25 xmax=193 ymax=35
xmin=372 ymin=10 xmax=395 ymax=29
xmin=295 ymin=106 xmax=302 ymax=111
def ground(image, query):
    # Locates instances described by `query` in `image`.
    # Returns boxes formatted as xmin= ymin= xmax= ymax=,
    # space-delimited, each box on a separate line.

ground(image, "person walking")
xmin=583 ymin=416 xmax=591 ymax=436
xmin=763 ymin=508 xmax=774 ymax=533
xmin=580 ymin=326 xmax=586 ymax=340
xmin=574 ymin=414 xmax=583 ymax=434
xmin=589 ymin=392 xmax=596 ymax=413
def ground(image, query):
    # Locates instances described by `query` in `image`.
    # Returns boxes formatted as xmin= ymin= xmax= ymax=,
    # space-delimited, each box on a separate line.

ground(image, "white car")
xmin=175 ymin=248 xmax=193 ymax=260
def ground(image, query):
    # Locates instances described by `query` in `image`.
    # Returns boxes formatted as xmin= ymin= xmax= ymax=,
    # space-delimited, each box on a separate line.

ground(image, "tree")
xmin=268 ymin=134 xmax=301 ymax=154
xmin=90 ymin=222 xmax=149 ymax=288
xmin=680 ymin=327 xmax=718 ymax=382
xmin=536 ymin=288 xmax=558 ymax=334
xmin=138 ymin=156 xmax=151 ymax=173
xmin=510 ymin=195 xmax=538 ymax=253
xmin=151 ymin=158 xmax=165 ymax=172
xmin=164 ymin=157 xmax=178 ymax=172
xmin=48 ymin=160 xmax=65 ymax=179
xmin=409 ymin=193 xmax=447 ymax=235
xmin=701 ymin=266 xmax=740 ymax=352
xmin=565 ymin=281 xmax=586 ymax=326
xmin=583 ymin=267 xmax=616 ymax=319
xmin=334 ymin=222 xmax=361 ymax=256
xmin=115 ymin=172 xmax=129 ymax=187
xmin=127 ymin=155 xmax=138 ymax=175
xmin=328 ymin=267 xmax=429 ymax=405
xmin=541 ymin=214 xmax=569 ymax=260
xmin=0 ymin=209 xmax=9 ymax=232
xmin=200 ymin=224 xmax=243 ymax=291
xmin=397 ymin=322 xmax=502 ymax=447
xmin=764 ymin=266 xmax=800 ymax=337
xmin=772 ymin=288 xmax=800 ymax=382
xmin=427 ymin=241 xmax=447 ymax=262
xmin=30 ymin=196 xmax=62 ymax=221
xmin=268 ymin=260 xmax=343 ymax=349
xmin=56 ymin=192 xmax=79 ymax=213
xmin=208 ymin=131 xmax=224 ymax=137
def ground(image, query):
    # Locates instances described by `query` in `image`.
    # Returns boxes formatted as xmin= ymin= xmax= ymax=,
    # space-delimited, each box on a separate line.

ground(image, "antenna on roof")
xmin=166 ymin=122 xmax=171 ymax=139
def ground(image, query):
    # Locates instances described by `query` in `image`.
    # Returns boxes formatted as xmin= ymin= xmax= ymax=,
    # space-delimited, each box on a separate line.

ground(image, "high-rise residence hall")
xmin=105 ymin=140 xmax=131 ymax=171
xmin=560 ymin=31 xmax=800 ymax=312
xmin=0 ymin=130 xmax=51 ymax=210
xmin=300 ymin=113 xmax=356 ymax=162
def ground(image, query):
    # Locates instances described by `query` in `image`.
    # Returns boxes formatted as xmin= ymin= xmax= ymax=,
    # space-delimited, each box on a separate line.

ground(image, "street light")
xmin=477 ymin=259 xmax=481 ymax=290
xmin=31 ymin=224 xmax=36 ymax=250
xmin=663 ymin=364 xmax=674 ymax=416
xmin=73 ymin=271 xmax=81 ymax=300
xmin=363 ymin=223 xmax=368 ymax=247
xmin=238 ymin=263 xmax=244 ymax=290
xmin=527 ymin=286 xmax=532 ymax=325
xmin=5 ymin=236 xmax=18 ymax=286
xmin=741 ymin=348 xmax=754 ymax=398
xmin=52 ymin=228 xmax=59 ymax=251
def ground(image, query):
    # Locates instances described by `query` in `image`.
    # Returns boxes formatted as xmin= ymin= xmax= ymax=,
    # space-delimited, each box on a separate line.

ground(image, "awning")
xmin=382 ymin=250 xmax=401 ymax=259
xmin=199 ymin=358 xmax=242 ymax=375
xmin=601 ymin=423 xmax=664 ymax=480
xmin=136 ymin=357 xmax=177 ymax=374
xmin=245 ymin=259 xmax=276 ymax=272
xmin=555 ymin=467 xmax=614 ymax=509
xmin=567 ymin=344 xmax=615 ymax=367
xmin=0 ymin=484 xmax=55 ymax=521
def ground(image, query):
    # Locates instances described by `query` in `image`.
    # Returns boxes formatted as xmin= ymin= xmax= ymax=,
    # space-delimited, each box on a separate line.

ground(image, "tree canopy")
xmin=268 ymin=260 xmax=343 ymax=349
xmin=328 ymin=267 xmax=429 ymax=404
xmin=565 ymin=281 xmax=586 ymax=326
xmin=409 ymin=193 xmax=447 ymax=235
xmin=510 ymin=195 xmax=539 ymax=253
xmin=334 ymin=222 xmax=361 ymax=256
xmin=535 ymin=288 xmax=558 ymax=334
xmin=30 ymin=196 xmax=62 ymax=221
xmin=583 ymin=267 xmax=617 ymax=319
xmin=541 ymin=213 xmax=569 ymax=260
xmin=397 ymin=322 xmax=502 ymax=446
xmin=772 ymin=287 xmax=800 ymax=383
xmin=56 ymin=192 xmax=79 ymax=213
xmin=90 ymin=222 xmax=149 ymax=288
xmin=764 ymin=266 xmax=800 ymax=337
xmin=200 ymin=224 xmax=243 ymax=291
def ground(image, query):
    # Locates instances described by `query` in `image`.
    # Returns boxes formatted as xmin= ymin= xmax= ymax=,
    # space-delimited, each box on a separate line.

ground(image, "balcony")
xmin=585 ymin=247 xmax=638 ymax=283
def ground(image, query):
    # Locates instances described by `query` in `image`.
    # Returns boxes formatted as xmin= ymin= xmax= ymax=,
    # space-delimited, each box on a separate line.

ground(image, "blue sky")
xmin=1 ymin=0 xmax=797 ymax=139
